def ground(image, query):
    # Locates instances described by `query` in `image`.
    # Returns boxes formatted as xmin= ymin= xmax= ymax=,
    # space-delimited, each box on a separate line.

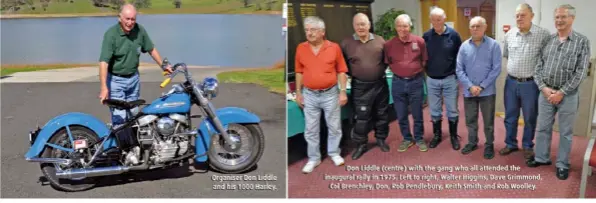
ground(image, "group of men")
xmin=293 ymin=3 xmax=591 ymax=181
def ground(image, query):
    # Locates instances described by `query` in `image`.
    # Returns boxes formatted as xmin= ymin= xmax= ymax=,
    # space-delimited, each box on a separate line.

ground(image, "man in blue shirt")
xmin=422 ymin=7 xmax=463 ymax=151
xmin=455 ymin=16 xmax=502 ymax=159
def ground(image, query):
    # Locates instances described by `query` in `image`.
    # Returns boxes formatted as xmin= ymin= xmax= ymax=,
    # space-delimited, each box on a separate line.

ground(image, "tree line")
xmin=1 ymin=0 xmax=279 ymax=13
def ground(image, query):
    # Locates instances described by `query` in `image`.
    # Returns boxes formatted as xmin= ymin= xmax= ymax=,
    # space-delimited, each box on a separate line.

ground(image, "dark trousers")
xmin=391 ymin=74 xmax=424 ymax=141
xmin=503 ymin=76 xmax=539 ymax=149
xmin=464 ymin=95 xmax=496 ymax=146
xmin=350 ymin=77 xmax=390 ymax=145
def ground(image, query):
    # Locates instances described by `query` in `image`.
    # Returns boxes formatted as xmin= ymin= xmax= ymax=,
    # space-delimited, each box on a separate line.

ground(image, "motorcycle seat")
xmin=103 ymin=99 xmax=146 ymax=110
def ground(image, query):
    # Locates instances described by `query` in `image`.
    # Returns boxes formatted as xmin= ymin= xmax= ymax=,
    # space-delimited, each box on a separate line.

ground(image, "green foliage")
xmin=132 ymin=0 xmax=151 ymax=9
xmin=373 ymin=8 xmax=414 ymax=41
xmin=1 ymin=0 xmax=282 ymax=15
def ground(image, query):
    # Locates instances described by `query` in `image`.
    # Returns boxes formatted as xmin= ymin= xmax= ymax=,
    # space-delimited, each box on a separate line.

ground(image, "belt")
xmin=305 ymin=85 xmax=336 ymax=93
xmin=508 ymin=75 xmax=533 ymax=82
xmin=428 ymin=74 xmax=454 ymax=80
xmin=394 ymin=72 xmax=422 ymax=80
xmin=111 ymin=72 xmax=136 ymax=78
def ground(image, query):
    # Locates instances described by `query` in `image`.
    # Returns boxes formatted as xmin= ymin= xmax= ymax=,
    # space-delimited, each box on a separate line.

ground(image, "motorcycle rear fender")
xmin=194 ymin=107 xmax=260 ymax=163
xmin=24 ymin=112 xmax=115 ymax=159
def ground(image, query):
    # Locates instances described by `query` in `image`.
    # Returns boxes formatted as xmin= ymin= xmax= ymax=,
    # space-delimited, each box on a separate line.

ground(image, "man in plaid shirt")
xmin=499 ymin=3 xmax=550 ymax=159
xmin=526 ymin=4 xmax=591 ymax=180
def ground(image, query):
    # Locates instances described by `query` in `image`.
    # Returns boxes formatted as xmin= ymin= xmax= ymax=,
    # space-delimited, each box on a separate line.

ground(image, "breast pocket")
xmin=560 ymin=48 xmax=578 ymax=71
xmin=508 ymin=42 xmax=521 ymax=52
xmin=444 ymin=40 xmax=454 ymax=50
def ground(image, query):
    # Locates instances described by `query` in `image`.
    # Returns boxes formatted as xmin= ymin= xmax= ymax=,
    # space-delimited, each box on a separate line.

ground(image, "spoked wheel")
xmin=208 ymin=123 xmax=265 ymax=173
xmin=40 ymin=126 xmax=101 ymax=192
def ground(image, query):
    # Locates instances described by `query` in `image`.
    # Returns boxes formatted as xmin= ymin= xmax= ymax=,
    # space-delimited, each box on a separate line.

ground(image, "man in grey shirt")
xmin=527 ymin=4 xmax=591 ymax=180
xmin=499 ymin=3 xmax=550 ymax=159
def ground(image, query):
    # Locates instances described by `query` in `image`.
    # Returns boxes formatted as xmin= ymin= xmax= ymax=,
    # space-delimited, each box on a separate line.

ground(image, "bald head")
xmin=352 ymin=13 xmax=371 ymax=39
xmin=353 ymin=13 xmax=369 ymax=23
xmin=120 ymin=3 xmax=137 ymax=16
xmin=118 ymin=3 xmax=137 ymax=33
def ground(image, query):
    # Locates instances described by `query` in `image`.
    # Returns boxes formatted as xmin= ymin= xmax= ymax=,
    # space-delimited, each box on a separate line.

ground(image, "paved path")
xmin=0 ymin=67 xmax=287 ymax=198
xmin=0 ymin=65 xmax=245 ymax=83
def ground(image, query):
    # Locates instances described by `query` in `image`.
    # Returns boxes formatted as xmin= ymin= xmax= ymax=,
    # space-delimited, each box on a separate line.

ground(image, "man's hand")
xmin=541 ymin=87 xmax=554 ymax=98
xmin=99 ymin=87 xmax=109 ymax=104
xmin=339 ymin=90 xmax=348 ymax=106
xmin=163 ymin=64 xmax=173 ymax=75
xmin=548 ymin=91 xmax=564 ymax=105
xmin=295 ymin=92 xmax=304 ymax=108
xmin=470 ymin=86 xmax=482 ymax=96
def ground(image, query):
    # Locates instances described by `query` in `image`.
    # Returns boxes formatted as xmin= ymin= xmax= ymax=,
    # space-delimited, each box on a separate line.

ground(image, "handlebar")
xmin=159 ymin=58 xmax=189 ymax=88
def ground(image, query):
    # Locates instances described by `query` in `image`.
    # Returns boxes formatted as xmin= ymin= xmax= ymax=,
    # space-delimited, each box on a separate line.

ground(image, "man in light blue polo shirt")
xmin=455 ymin=16 xmax=502 ymax=159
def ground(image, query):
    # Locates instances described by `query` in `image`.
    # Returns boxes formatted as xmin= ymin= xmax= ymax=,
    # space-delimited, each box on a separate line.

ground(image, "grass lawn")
xmin=0 ymin=64 xmax=91 ymax=77
xmin=0 ymin=0 xmax=282 ymax=17
xmin=217 ymin=63 xmax=285 ymax=94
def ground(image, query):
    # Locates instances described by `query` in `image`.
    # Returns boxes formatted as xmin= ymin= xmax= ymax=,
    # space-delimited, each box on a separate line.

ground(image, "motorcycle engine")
xmin=134 ymin=113 xmax=191 ymax=165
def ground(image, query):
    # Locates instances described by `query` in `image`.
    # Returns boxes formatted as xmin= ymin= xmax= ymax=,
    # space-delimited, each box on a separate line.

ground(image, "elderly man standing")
xmin=455 ymin=16 xmax=501 ymax=159
xmin=422 ymin=7 xmax=463 ymax=150
xmin=340 ymin=13 xmax=390 ymax=160
xmin=527 ymin=4 xmax=591 ymax=180
xmin=499 ymin=3 xmax=551 ymax=159
xmin=385 ymin=14 xmax=428 ymax=152
xmin=295 ymin=16 xmax=349 ymax=173
xmin=98 ymin=4 xmax=171 ymax=147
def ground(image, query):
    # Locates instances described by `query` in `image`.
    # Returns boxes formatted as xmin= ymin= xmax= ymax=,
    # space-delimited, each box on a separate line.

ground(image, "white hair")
xmin=516 ymin=3 xmax=534 ymax=14
xmin=469 ymin=16 xmax=486 ymax=27
xmin=304 ymin=16 xmax=325 ymax=29
xmin=555 ymin=4 xmax=576 ymax=17
xmin=430 ymin=7 xmax=446 ymax=19
xmin=353 ymin=13 xmax=370 ymax=25
xmin=395 ymin=14 xmax=412 ymax=26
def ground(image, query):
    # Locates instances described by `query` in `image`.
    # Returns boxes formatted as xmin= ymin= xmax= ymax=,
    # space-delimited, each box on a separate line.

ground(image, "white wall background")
xmin=370 ymin=0 xmax=423 ymax=36
xmin=496 ymin=0 xmax=596 ymax=58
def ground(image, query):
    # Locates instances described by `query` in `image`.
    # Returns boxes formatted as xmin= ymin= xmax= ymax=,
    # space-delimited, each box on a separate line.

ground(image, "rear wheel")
xmin=208 ymin=123 xmax=265 ymax=173
xmin=40 ymin=126 xmax=100 ymax=192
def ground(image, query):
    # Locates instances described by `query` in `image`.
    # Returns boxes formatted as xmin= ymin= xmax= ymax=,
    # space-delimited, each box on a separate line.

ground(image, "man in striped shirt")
xmin=499 ymin=3 xmax=551 ymax=160
xmin=526 ymin=4 xmax=591 ymax=180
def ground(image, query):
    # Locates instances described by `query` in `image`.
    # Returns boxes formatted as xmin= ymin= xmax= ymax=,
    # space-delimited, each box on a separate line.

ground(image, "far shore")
xmin=0 ymin=10 xmax=281 ymax=19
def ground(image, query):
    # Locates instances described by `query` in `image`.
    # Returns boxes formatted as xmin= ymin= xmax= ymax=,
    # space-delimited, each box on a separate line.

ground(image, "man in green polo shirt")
xmin=98 ymin=3 xmax=172 ymax=146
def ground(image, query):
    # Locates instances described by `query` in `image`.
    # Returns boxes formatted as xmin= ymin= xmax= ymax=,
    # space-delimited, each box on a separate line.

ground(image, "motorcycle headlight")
xmin=201 ymin=77 xmax=219 ymax=99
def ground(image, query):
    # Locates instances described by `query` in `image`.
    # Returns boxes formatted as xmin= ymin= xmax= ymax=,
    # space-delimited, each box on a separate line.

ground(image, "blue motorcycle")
xmin=24 ymin=59 xmax=265 ymax=192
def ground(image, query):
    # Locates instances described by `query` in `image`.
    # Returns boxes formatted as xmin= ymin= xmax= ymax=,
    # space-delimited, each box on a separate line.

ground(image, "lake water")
xmin=0 ymin=14 xmax=285 ymax=67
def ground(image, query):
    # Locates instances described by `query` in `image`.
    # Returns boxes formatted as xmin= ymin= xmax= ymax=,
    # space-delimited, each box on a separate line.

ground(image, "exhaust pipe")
xmin=26 ymin=158 xmax=72 ymax=165
xmin=56 ymin=165 xmax=134 ymax=180
xmin=55 ymin=150 xmax=151 ymax=180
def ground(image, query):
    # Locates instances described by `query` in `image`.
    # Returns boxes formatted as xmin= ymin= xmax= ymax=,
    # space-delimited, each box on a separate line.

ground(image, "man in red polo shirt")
xmin=384 ymin=14 xmax=429 ymax=152
xmin=294 ymin=16 xmax=349 ymax=173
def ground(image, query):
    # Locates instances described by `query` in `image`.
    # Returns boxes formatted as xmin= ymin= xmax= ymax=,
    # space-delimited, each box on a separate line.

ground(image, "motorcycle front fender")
xmin=194 ymin=107 xmax=261 ymax=163
xmin=24 ymin=112 xmax=114 ymax=159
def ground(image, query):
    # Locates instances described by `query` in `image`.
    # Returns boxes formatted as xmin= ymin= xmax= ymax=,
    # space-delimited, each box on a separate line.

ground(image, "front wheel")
xmin=208 ymin=123 xmax=265 ymax=173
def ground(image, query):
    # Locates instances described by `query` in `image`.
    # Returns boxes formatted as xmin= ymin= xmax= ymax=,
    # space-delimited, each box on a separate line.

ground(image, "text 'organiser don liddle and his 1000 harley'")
xmin=23 ymin=59 xmax=265 ymax=192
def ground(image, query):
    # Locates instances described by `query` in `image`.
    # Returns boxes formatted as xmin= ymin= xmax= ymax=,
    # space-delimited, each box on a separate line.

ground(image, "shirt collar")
xmin=516 ymin=23 xmax=538 ymax=36
xmin=468 ymin=35 xmax=487 ymax=44
xmin=432 ymin=24 xmax=450 ymax=35
xmin=562 ymin=30 xmax=577 ymax=41
xmin=398 ymin=33 xmax=412 ymax=43
xmin=118 ymin=23 xmax=137 ymax=36
xmin=353 ymin=33 xmax=375 ymax=41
